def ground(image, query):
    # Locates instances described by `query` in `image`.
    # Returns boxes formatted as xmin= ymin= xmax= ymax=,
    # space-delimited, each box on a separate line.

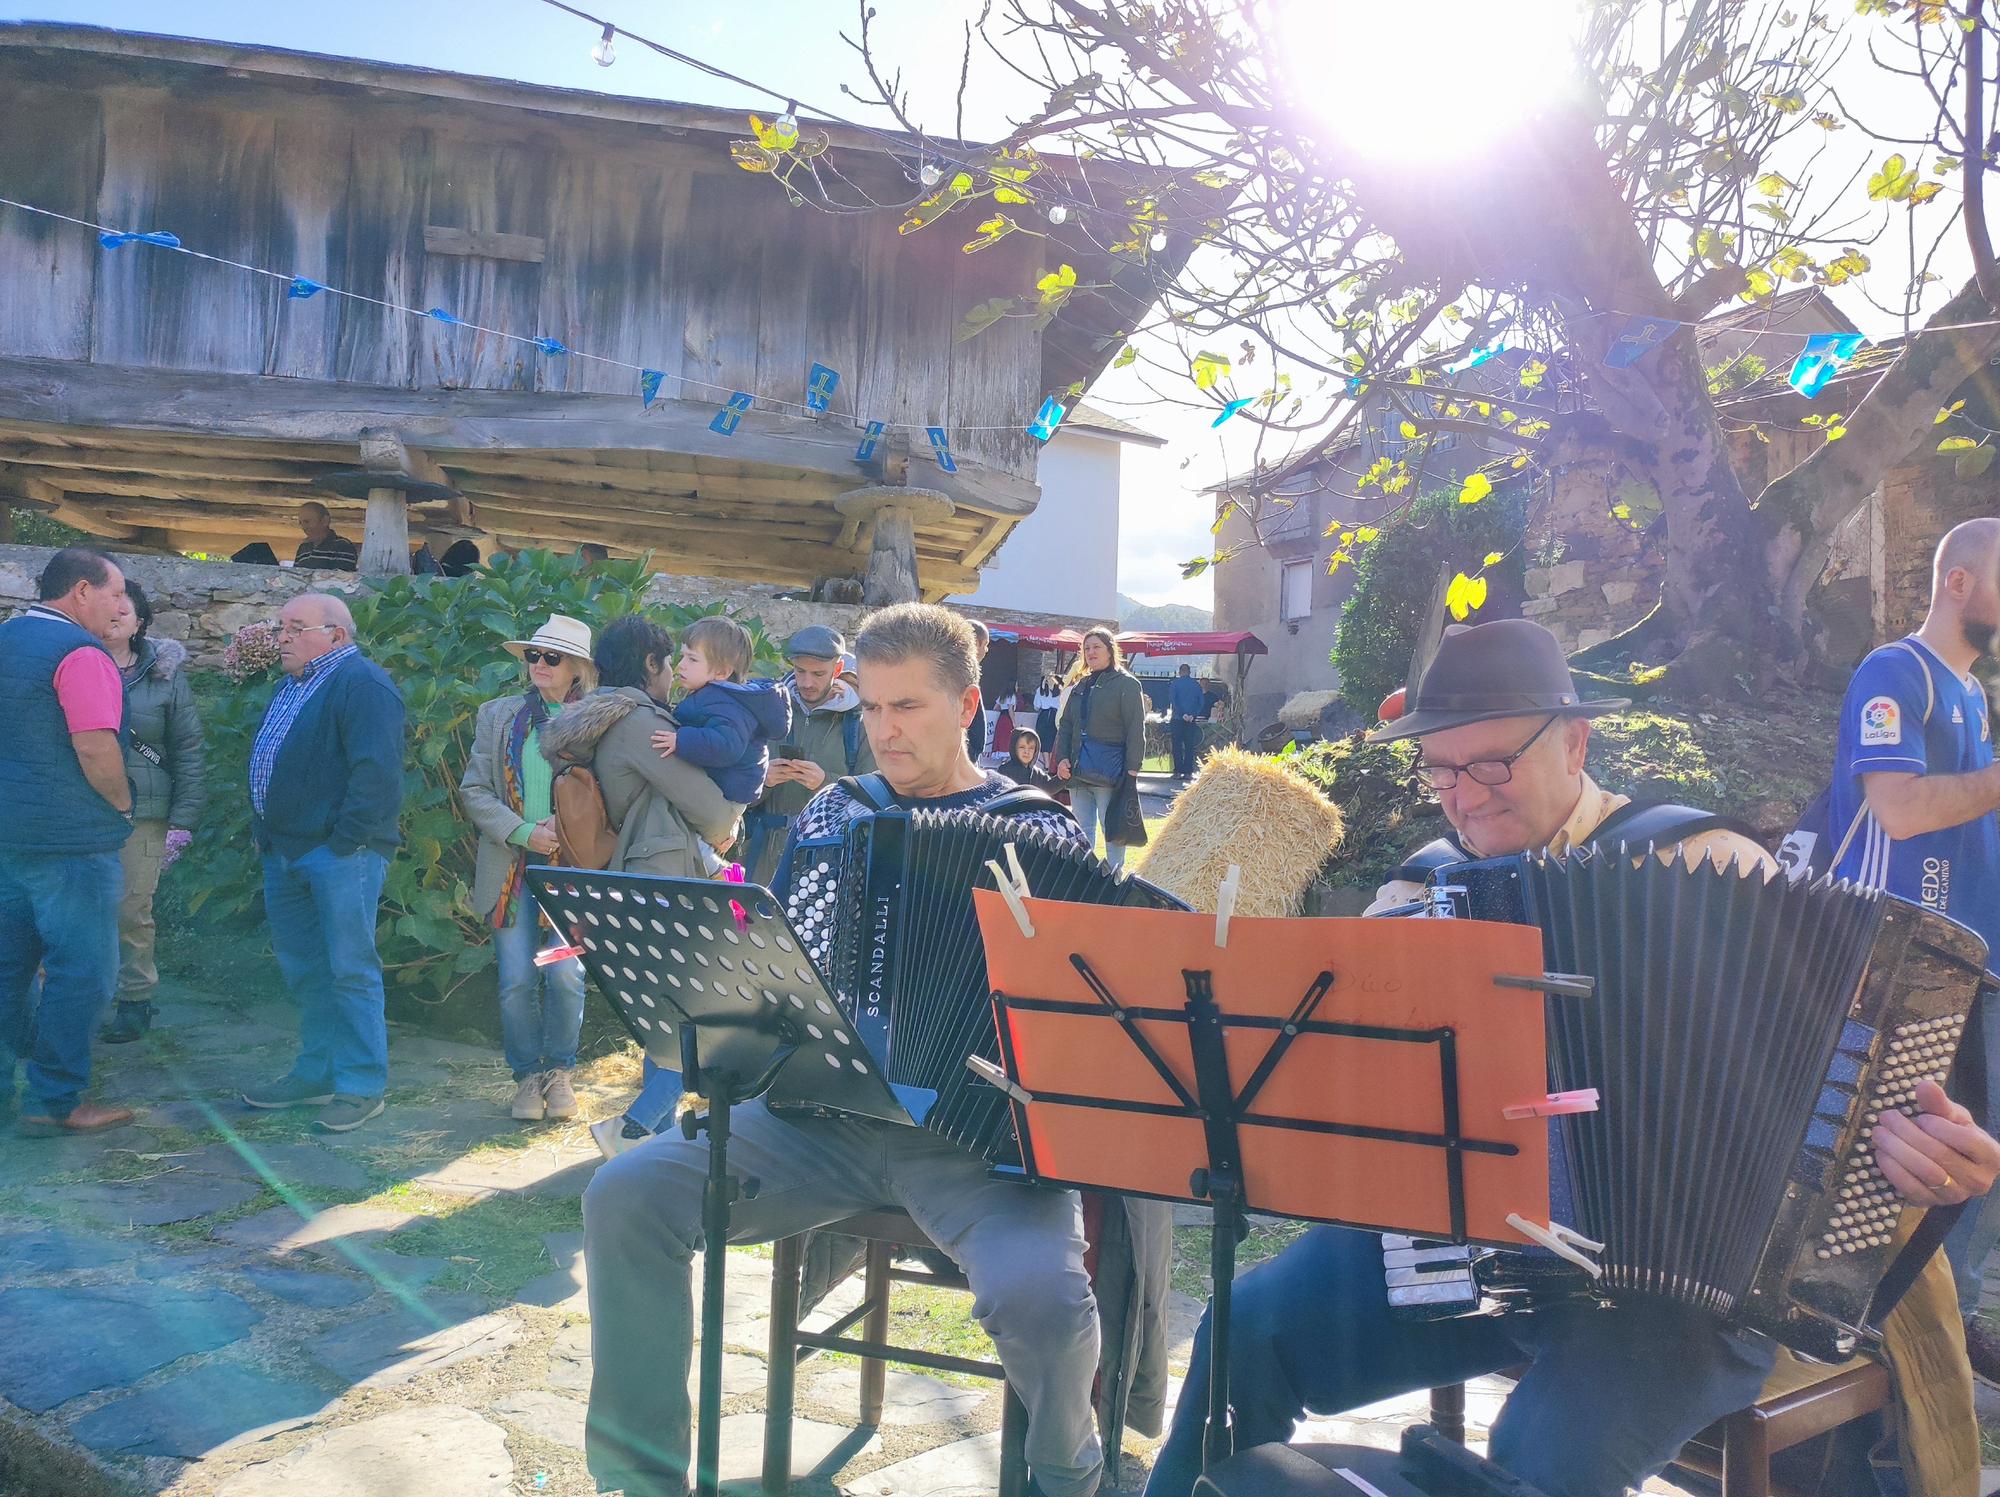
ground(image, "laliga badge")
xmin=1859 ymin=695 xmax=1901 ymax=747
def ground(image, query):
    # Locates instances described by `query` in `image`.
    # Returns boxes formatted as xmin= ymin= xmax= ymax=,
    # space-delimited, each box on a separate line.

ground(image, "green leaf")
xmin=1755 ymin=171 xmax=1794 ymax=196
xmin=1113 ymin=345 xmax=1139 ymax=368
xmin=1959 ymin=445 xmax=1997 ymax=479
xmin=955 ymin=297 xmax=1016 ymax=343
xmin=1867 ymin=153 xmax=1919 ymax=202
xmin=1180 ymin=555 xmax=1212 ymax=580
xmin=1458 ymin=472 xmax=1493 ymax=505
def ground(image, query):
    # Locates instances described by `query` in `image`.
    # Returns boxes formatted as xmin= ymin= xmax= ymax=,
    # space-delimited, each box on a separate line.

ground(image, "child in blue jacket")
xmin=651 ymin=616 xmax=792 ymax=826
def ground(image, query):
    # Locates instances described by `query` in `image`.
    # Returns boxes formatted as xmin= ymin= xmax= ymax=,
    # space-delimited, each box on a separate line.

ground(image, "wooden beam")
xmin=0 ymin=442 xmax=328 ymax=485
xmin=0 ymin=419 xmax=355 ymax=465
xmin=423 ymin=226 xmax=547 ymax=264
xmin=962 ymin=516 xmax=1014 ymax=571
xmin=0 ymin=356 xmax=1042 ymax=519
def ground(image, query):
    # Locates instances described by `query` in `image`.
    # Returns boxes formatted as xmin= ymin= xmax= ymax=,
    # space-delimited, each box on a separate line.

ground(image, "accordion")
xmin=1386 ymin=848 xmax=1989 ymax=1361
xmin=778 ymin=804 xmax=1186 ymax=1160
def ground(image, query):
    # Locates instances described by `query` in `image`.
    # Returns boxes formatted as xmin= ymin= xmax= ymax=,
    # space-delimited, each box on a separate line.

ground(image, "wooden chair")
xmin=763 ymin=1209 xmax=1029 ymax=1497
xmin=1427 ymin=1358 xmax=1892 ymax=1497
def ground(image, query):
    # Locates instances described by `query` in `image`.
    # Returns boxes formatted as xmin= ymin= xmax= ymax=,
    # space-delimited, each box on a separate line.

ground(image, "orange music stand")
xmin=972 ymin=891 xmax=1574 ymax=1469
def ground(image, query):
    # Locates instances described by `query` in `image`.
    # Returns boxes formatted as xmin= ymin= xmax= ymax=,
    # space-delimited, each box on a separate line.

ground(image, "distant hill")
xmin=1117 ymin=592 xmax=1213 ymax=632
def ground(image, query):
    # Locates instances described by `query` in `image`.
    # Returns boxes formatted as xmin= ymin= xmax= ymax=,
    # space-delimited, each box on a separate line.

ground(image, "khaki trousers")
xmin=115 ymin=818 xmax=167 ymax=998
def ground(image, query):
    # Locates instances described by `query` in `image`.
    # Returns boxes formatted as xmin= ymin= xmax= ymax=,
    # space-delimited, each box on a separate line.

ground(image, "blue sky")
xmin=7 ymin=0 xmax=1217 ymax=606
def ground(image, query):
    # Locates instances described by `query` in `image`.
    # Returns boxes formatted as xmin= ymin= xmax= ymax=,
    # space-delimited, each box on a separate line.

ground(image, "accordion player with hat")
xmin=1383 ymin=846 xmax=1991 ymax=1362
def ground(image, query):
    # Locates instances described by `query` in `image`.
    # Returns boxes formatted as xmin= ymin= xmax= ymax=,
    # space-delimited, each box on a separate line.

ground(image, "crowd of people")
xmin=4 ymin=519 xmax=2000 ymax=1497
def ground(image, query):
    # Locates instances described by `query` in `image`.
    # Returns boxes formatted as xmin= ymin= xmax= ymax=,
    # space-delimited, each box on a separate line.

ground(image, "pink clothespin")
xmin=1502 ymin=1088 xmax=1600 ymax=1122
xmin=535 ymin=942 xmax=585 ymax=967
xmin=724 ymin=863 xmax=749 ymax=928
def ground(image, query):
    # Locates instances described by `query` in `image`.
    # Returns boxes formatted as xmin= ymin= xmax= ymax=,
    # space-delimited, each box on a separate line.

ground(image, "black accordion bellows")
xmin=1489 ymin=847 xmax=1983 ymax=1354
xmin=824 ymin=807 xmax=1186 ymax=1160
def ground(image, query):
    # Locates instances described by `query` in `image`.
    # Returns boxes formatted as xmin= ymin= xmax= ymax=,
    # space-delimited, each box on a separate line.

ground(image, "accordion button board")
xmin=1428 ymin=848 xmax=1988 ymax=1362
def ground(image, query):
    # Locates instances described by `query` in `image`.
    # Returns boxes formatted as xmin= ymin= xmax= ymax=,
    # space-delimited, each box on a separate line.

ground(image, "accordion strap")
xmin=836 ymin=772 xmax=1075 ymax=824
xmin=1867 ymin=1202 xmax=1966 ymax=1327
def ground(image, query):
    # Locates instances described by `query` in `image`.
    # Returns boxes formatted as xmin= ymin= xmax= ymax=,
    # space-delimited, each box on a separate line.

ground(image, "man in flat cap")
xmin=741 ymin=624 xmax=874 ymax=887
xmin=1144 ymin=617 xmax=2000 ymax=1497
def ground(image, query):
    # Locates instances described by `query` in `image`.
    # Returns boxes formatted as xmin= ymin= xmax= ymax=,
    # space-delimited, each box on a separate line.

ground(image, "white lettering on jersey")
xmin=1859 ymin=695 xmax=1901 ymax=746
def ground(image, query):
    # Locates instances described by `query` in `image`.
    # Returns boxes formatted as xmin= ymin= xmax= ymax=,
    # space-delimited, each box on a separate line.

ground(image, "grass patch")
xmin=378 ymin=1190 xmax=583 ymax=1298
xmin=1169 ymin=1220 xmax=1309 ymax=1299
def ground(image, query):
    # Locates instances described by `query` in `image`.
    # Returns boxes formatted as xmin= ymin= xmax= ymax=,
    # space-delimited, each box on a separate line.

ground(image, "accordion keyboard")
xmin=1820 ymin=1015 xmax=1966 ymax=1262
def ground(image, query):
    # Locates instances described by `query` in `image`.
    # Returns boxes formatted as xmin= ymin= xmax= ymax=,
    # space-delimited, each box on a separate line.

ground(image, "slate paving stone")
xmin=840 ymin=1429 xmax=998 ymax=1496
xmin=26 ymin=1170 xmax=263 ymax=1227
xmin=0 ymin=1134 xmax=129 ymax=1188
xmin=487 ymin=1388 xmax=587 ymax=1449
xmin=413 ymin=1145 xmax=598 ymax=1201
xmin=240 ymin=1264 xmax=373 ymax=1309
xmin=213 ymin=1201 xmax=425 ymax=1256
xmin=0 ymin=1283 xmax=262 ymax=1412
xmin=213 ymin=1403 xmax=514 ymax=1496
xmin=806 ymin=1366 xmax=989 ymax=1426
xmin=70 ymin=1361 xmax=331 ymax=1458
xmin=547 ymin=1321 xmax=594 ymax=1396
xmin=0 ymin=1225 xmax=143 ymax=1273
xmin=181 ymin=1139 xmax=375 ymax=1195
xmin=714 ymin=1411 xmax=872 ymax=1487
xmin=303 ymin=1298 xmax=522 ymax=1388
xmin=516 ymin=1230 xmax=586 ymax=1309
xmin=135 ymin=1245 xmax=245 ymax=1281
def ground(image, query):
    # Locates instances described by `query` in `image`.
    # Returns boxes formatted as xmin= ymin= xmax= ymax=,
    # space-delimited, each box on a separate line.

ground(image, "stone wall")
xmin=0 ymin=544 xmax=1108 ymax=671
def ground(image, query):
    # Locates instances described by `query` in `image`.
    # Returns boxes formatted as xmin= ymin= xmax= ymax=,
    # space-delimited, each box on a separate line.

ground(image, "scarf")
xmin=492 ymin=690 xmax=555 ymax=930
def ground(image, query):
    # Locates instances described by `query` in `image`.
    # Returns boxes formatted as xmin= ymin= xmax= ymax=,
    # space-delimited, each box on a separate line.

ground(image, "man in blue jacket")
xmin=242 ymin=593 xmax=406 ymax=1133
xmin=1167 ymin=664 xmax=1207 ymax=780
xmin=0 ymin=548 xmax=137 ymax=1135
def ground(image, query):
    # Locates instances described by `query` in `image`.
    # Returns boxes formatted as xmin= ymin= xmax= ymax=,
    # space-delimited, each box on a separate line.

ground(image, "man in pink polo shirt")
xmin=0 ymin=548 xmax=136 ymax=1135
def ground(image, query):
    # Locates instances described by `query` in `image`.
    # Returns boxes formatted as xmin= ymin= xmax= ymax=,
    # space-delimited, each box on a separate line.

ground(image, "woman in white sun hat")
xmin=459 ymin=614 xmax=599 ymax=1124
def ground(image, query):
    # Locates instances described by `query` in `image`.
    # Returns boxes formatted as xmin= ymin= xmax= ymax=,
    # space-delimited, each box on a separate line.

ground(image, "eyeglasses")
xmin=521 ymin=649 xmax=572 ymax=667
xmin=274 ymin=622 xmax=336 ymax=639
xmin=1415 ymin=716 xmax=1560 ymax=791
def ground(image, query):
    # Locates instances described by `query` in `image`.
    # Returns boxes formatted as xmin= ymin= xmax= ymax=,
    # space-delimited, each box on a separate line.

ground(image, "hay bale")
xmin=1134 ymin=746 xmax=1345 ymax=916
xmin=1277 ymin=689 xmax=1343 ymax=729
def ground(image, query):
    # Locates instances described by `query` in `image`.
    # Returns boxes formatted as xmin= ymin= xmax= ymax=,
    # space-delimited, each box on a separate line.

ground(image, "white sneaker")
xmin=590 ymin=1115 xmax=649 ymax=1161
xmin=511 ymin=1072 xmax=548 ymax=1121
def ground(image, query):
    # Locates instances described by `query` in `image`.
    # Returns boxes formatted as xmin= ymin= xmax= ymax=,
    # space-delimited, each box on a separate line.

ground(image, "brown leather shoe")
xmin=1965 ymin=1314 xmax=2000 ymax=1386
xmin=17 ymin=1102 xmax=135 ymax=1136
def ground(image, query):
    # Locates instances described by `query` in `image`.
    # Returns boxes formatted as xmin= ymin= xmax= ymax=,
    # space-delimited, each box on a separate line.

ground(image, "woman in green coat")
xmin=98 ymin=580 xmax=206 ymax=1043
xmin=1054 ymin=625 xmax=1147 ymax=869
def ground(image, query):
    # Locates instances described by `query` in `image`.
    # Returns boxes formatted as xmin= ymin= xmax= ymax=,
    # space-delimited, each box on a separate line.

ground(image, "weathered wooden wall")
xmin=0 ymin=49 xmax=1043 ymax=483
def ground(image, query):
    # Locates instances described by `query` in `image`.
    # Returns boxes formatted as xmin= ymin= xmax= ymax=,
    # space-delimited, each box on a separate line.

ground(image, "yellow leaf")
xmin=1938 ymin=436 xmax=1978 ymax=452
xmin=1398 ymin=420 xmax=1419 ymax=440
xmin=1466 ymin=575 xmax=1489 ymax=612
xmin=1483 ymin=551 xmax=1505 ymax=567
xmin=1446 ymin=571 xmax=1474 ymax=620
xmin=1354 ymin=525 xmax=1381 ymax=543
xmin=1458 ymin=472 xmax=1493 ymax=505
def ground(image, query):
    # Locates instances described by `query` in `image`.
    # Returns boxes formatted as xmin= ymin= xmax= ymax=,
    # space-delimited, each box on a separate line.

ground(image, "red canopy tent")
xmin=1114 ymin=630 xmax=1268 ymax=658
xmin=985 ymin=623 xmax=1087 ymax=650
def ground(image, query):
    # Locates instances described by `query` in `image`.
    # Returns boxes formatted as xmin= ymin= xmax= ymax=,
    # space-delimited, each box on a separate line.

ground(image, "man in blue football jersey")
xmin=1828 ymin=515 xmax=2000 ymax=1373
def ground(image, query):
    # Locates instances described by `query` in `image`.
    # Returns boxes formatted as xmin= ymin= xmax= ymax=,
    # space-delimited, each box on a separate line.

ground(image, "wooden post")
xmin=314 ymin=428 xmax=458 ymax=578
xmin=360 ymin=485 xmax=412 ymax=575
xmin=835 ymin=485 xmax=955 ymax=606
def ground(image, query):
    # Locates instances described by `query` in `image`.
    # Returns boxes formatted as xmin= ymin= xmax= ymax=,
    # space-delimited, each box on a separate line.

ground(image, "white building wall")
xmin=954 ymin=428 xmax=1123 ymax=620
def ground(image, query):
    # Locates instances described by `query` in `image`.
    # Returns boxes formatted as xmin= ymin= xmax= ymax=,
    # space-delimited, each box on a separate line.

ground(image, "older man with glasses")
xmin=241 ymin=593 xmax=406 ymax=1134
xmin=1145 ymin=617 xmax=2000 ymax=1497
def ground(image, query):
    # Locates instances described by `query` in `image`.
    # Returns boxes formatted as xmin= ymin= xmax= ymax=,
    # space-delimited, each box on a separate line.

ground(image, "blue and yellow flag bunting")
xmin=1212 ymin=396 xmax=1255 ymax=428
xmin=856 ymin=421 xmax=886 ymax=461
xmin=1602 ymin=315 xmax=1682 ymax=369
xmin=98 ymin=230 xmax=180 ymax=250
xmin=1788 ymin=332 xmax=1865 ymax=398
xmin=1028 ymin=397 xmax=1066 ymax=442
xmin=1444 ymin=338 xmax=1505 ymax=375
xmin=710 ymin=392 xmax=754 ymax=436
xmin=286 ymin=277 xmax=325 ymax=300
xmin=639 ymin=369 xmax=666 ymax=409
xmin=806 ymin=362 xmax=841 ymax=412
xmin=927 ymin=426 xmax=957 ymax=474
xmin=426 ymin=307 xmax=466 ymax=326
xmin=535 ymin=337 xmax=569 ymax=357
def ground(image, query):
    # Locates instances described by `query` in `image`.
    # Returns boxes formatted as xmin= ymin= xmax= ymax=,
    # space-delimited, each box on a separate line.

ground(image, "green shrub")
xmin=1330 ymin=485 xmax=1528 ymax=717
xmin=173 ymin=549 xmax=785 ymax=1009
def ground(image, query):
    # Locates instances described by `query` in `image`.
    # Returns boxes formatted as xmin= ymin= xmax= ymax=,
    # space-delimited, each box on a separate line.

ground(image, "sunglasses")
xmin=521 ymin=649 xmax=573 ymax=667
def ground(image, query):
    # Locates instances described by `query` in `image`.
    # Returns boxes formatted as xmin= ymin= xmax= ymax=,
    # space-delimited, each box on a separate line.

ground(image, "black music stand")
xmin=527 ymin=867 xmax=910 ymax=1497
xmin=974 ymin=894 xmax=1558 ymax=1476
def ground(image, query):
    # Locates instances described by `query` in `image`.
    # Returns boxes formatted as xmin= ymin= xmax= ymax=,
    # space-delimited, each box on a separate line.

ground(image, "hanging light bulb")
xmin=774 ymin=103 xmax=800 ymax=149
xmin=919 ymin=160 xmax=942 ymax=188
xmin=590 ymin=23 xmax=616 ymax=66
xmin=1149 ymin=230 xmax=1169 ymax=251
xmin=1047 ymin=203 xmax=1069 ymax=226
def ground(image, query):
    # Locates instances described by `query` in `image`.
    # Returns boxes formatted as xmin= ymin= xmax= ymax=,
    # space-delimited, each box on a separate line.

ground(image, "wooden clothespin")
xmin=1004 ymin=842 xmax=1031 ymax=900
xmin=1214 ymin=864 xmax=1241 ymax=948
xmin=1502 ymin=1088 xmax=1601 ymax=1121
xmin=985 ymin=858 xmax=1036 ymax=939
xmin=1505 ymin=1213 xmax=1606 ymax=1278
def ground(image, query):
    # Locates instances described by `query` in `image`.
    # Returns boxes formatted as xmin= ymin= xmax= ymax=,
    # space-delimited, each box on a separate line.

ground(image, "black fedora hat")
xmin=1367 ymin=618 xmax=1630 ymax=743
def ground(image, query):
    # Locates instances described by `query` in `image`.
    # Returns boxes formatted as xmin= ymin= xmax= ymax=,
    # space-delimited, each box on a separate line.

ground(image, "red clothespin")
xmin=535 ymin=942 xmax=585 ymax=967
xmin=1502 ymin=1088 xmax=1600 ymax=1121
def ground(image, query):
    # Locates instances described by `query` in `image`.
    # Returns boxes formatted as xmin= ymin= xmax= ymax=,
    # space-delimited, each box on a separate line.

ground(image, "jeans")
xmin=495 ymin=886 xmax=586 ymax=1080
xmin=1170 ymin=720 xmax=1201 ymax=779
xmin=584 ymin=1102 xmax=1102 ymax=1497
xmin=1143 ymin=1225 xmax=1777 ymax=1497
xmin=1946 ymin=986 xmax=2000 ymax=1313
xmin=625 ymin=1057 xmax=685 ymax=1134
xmin=0 ymin=848 xmax=122 ymax=1117
xmin=262 ymin=844 xmax=390 ymax=1098
xmin=1068 ymin=781 xmax=1126 ymax=869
